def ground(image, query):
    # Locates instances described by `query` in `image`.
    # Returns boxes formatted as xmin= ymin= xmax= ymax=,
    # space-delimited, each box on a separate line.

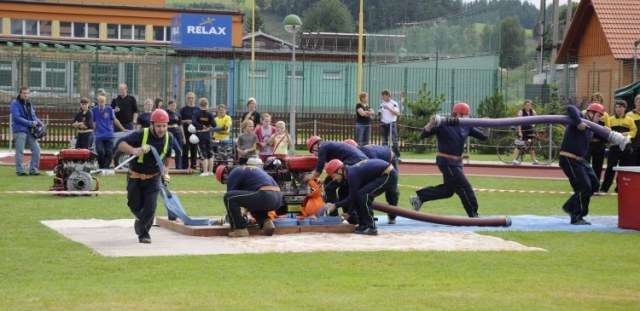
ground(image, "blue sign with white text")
xmin=171 ymin=14 xmax=232 ymax=48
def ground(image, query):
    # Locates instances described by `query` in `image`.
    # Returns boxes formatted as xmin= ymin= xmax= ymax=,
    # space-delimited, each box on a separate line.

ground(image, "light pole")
xmin=284 ymin=14 xmax=302 ymax=153
xmin=634 ymin=38 xmax=640 ymax=83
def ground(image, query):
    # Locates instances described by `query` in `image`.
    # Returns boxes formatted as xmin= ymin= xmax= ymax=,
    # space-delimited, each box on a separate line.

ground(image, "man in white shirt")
xmin=379 ymin=89 xmax=401 ymax=160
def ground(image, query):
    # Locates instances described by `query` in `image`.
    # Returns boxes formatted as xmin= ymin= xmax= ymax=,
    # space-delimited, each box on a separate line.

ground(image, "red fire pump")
xmin=49 ymin=149 xmax=100 ymax=193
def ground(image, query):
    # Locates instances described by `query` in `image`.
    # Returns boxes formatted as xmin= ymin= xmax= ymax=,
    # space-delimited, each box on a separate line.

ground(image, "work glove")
xmin=141 ymin=144 xmax=151 ymax=154
xmin=162 ymin=173 xmax=171 ymax=184
xmin=316 ymin=206 xmax=328 ymax=217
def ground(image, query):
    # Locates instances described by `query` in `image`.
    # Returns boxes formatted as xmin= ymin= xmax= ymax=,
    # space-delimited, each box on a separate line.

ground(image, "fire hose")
xmin=372 ymin=202 xmax=512 ymax=227
xmin=433 ymin=115 xmax=630 ymax=150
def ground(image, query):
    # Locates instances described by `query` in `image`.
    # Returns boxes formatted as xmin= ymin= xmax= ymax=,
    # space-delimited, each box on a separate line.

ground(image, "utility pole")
xmin=536 ymin=0 xmax=546 ymax=76
xmin=550 ymin=0 xmax=561 ymax=85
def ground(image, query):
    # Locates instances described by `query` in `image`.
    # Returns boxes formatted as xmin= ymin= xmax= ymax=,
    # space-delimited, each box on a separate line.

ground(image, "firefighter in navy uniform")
xmin=215 ymin=165 xmax=282 ymax=237
xmin=409 ymin=103 xmax=490 ymax=218
xmin=344 ymin=139 xmax=399 ymax=224
xmin=306 ymin=136 xmax=367 ymax=224
xmin=559 ymin=103 xmax=606 ymax=225
xmin=324 ymin=159 xmax=398 ymax=235
xmin=117 ymin=109 xmax=172 ymax=243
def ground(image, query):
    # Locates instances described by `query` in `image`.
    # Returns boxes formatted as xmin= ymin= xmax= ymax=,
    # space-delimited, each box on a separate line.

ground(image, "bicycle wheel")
xmin=532 ymin=139 xmax=559 ymax=165
xmin=496 ymin=137 xmax=518 ymax=164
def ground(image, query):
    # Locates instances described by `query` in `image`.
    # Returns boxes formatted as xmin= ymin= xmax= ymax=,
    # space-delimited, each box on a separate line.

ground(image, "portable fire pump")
xmin=50 ymin=149 xmax=99 ymax=193
xmin=212 ymin=138 xmax=235 ymax=168
xmin=261 ymin=155 xmax=319 ymax=215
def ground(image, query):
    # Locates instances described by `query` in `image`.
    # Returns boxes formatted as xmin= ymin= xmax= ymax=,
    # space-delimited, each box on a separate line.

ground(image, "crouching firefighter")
xmin=117 ymin=109 xmax=172 ymax=244
xmin=215 ymin=165 xmax=283 ymax=237
xmin=324 ymin=159 xmax=398 ymax=235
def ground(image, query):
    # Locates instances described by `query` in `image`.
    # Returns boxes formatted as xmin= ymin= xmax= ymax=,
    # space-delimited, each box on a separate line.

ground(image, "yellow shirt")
xmin=272 ymin=133 xmax=290 ymax=155
xmin=626 ymin=111 xmax=640 ymax=146
xmin=214 ymin=115 xmax=232 ymax=140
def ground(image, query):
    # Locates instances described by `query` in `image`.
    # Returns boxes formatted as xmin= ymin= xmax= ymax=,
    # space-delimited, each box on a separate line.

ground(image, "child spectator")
xmin=136 ymin=98 xmax=154 ymax=129
xmin=236 ymin=119 xmax=259 ymax=165
xmin=268 ymin=120 xmax=292 ymax=157
xmin=72 ymin=97 xmax=94 ymax=149
xmin=255 ymin=113 xmax=276 ymax=162
xmin=213 ymin=104 xmax=232 ymax=141
xmin=192 ymin=98 xmax=216 ymax=176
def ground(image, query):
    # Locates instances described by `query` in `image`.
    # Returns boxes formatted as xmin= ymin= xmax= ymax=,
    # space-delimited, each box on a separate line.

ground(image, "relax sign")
xmin=171 ymin=14 xmax=232 ymax=48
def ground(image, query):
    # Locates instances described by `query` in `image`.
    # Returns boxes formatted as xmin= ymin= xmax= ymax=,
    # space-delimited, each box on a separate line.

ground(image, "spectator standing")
xmin=154 ymin=97 xmax=164 ymax=111
xmin=180 ymin=92 xmax=199 ymax=169
xmin=10 ymin=86 xmax=43 ymax=176
xmin=93 ymin=95 xmax=127 ymax=169
xmin=255 ymin=113 xmax=276 ymax=162
xmin=269 ymin=121 xmax=292 ymax=157
xmin=136 ymin=98 xmax=154 ymax=129
xmin=355 ymin=92 xmax=375 ymax=146
xmin=213 ymin=104 xmax=232 ymax=140
xmin=72 ymin=97 xmax=94 ymax=149
xmin=166 ymin=99 xmax=184 ymax=169
xmin=192 ymin=98 xmax=217 ymax=176
xmin=236 ymin=120 xmax=259 ymax=165
xmin=379 ymin=89 xmax=401 ymax=161
xmin=511 ymin=100 xmax=540 ymax=165
xmin=241 ymin=97 xmax=261 ymax=128
xmin=110 ymin=83 xmax=138 ymax=131
xmin=600 ymin=100 xmax=637 ymax=193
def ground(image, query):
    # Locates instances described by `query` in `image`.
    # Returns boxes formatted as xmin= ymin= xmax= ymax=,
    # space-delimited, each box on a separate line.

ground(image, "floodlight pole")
xmin=284 ymin=15 xmax=302 ymax=153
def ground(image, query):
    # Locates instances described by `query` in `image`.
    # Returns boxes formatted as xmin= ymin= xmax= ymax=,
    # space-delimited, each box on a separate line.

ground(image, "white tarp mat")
xmin=42 ymin=219 xmax=544 ymax=257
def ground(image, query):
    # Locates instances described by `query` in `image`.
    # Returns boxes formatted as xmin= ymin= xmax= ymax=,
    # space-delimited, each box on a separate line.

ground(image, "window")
xmin=252 ymin=69 xmax=268 ymax=78
xmin=121 ymin=24 xmax=133 ymax=40
xmin=73 ymin=23 xmax=85 ymax=38
xmin=87 ymin=23 xmax=99 ymax=39
xmin=28 ymin=60 xmax=70 ymax=91
xmin=0 ymin=60 xmax=16 ymax=89
xmin=107 ymin=24 xmax=119 ymax=39
xmin=153 ymin=26 xmax=169 ymax=42
xmin=11 ymin=19 xmax=53 ymax=36
xmin=40 ymin=20 xmax=51 ymax=36
xmin=11 ymin=19 xmax=23 ymax=35
xmin=134 ymin=25 xmax=145 ymax=40
xmin=24 ymin=20 xmax=38 ymax=36
xmin=323 ymin=70 xmax=342 ymax=80
xmin=286 ymin=69 xmax=304 ymax=79
xmin=60 ymin=22 xmax=72 ymax=37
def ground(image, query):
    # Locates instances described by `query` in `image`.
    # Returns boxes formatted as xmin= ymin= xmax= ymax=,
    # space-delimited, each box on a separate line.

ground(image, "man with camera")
xmin=11 ymin=86 xmax=43 ymax=176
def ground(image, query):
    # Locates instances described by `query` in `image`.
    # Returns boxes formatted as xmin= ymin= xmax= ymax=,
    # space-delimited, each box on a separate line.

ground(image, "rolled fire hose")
xmin=433 ymin=115 xmax=630 ymax=150
xmin=372 ymin=202 xmax=512 ymax=227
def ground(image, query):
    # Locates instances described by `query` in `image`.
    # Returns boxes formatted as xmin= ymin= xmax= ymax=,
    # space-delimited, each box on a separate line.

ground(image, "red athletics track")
xmin=399 ymin=161 xmax=567 ymax=179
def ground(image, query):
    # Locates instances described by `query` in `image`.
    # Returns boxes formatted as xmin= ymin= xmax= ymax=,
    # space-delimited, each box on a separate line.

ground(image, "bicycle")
xmin=496 ymin=129 xmax=559 ymax=165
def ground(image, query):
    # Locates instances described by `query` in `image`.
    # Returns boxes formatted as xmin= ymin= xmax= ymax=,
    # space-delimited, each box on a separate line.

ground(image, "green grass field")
xmin=1 ymin=165 xmax=639 ymax=310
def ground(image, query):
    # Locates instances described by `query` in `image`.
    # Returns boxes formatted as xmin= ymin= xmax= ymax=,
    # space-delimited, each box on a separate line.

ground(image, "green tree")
xmin=302 ymin=0 xmax=354 ymax=33
xmin=499 ymin=17 xmax=526 ymax=69
xmin=477 ymin=92 xmax=507 ymax=118
xmin=398 ymin=83 xmax=445 ymax=153
xmin=244 ymin=8 xmax=266 ymax=33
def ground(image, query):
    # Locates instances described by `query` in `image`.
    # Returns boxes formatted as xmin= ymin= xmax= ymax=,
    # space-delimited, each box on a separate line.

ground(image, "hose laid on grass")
xmin=372 ymin=202 xmax=511 ymax=227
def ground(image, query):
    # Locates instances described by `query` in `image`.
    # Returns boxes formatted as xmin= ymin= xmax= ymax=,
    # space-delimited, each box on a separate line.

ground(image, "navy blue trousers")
xmin=416 ymin=165 xmax=478 ymax=217
xmin=127 ymin=175 xmax=160 ymax=239
xmin=559 ymin=156 xmax=599 ymax=219
xmin=224 ymin=190 xmax=283 ymax=229
xmin=356 ymin=171 xmax=398 ymax=228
